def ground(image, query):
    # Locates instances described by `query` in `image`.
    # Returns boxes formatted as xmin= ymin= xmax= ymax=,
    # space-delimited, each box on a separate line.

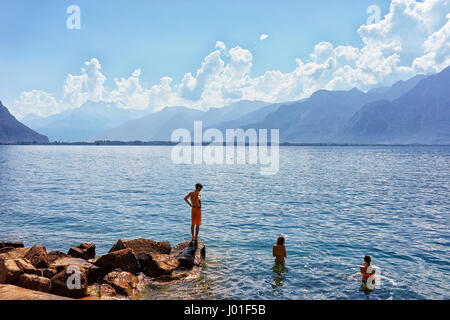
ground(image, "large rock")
xmin=24 ymin=244 xmax=48 ymax=268
xmin=98 ymin=283 xmax=117 ymax=297
xmin=0 ymin=241 xmax=24 ymax=249
xmin=0 ymin=284 xmax=72 ymax=300
xmin=174 ymin=241 xmax=206 ymax=270
xmin=94 ymin=248 xmax=140 ymax=275
xmin=138 ymin=253 xmax=180 ymax=277
xmin=47 ymin=251 xmax=70 ymax=265
xmin=50 ymin=257 xmax=101 ymax=284
xmin=36 ymin=268 xmax=58 ymax=279
xmin=14 ymin=259 xmax=37 ymax=274
xmin=0 ymin=259 xmax=23 ymax=283
xmin=0 ymin=247 xmax=29 ymax=260
xmin=51 ymin=265 xmax=88 ymax=298
xmin=68 ymin=242 xmax=96 ymax=260
xmin=109 ymin=238 xmax=171 ymax=257
xmin=16 ymin=273 xmax=51 ymax=293
xmin=103 ymin=271 xmax=139 ymax=297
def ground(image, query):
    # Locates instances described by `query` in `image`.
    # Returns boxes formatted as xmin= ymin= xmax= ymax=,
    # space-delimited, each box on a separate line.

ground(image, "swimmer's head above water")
xmin=364 ymin=255 xmax=371 ymax=265
xmin=277 ymin=236 xmax=285 ymax=245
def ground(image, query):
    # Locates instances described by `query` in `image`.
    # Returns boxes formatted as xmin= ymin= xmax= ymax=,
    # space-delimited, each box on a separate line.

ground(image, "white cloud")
xmin=260 ymin=34 xmax=269 ymax=41
xmin=13 ymin=90 xmax=60 ymax=118
xmin=11 ymin=0 xmax=450 ymax=119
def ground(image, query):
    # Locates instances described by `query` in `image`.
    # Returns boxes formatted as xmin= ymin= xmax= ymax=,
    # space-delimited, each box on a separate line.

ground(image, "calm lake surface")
xmin=0 ymin=145 xmax=449 ymax=300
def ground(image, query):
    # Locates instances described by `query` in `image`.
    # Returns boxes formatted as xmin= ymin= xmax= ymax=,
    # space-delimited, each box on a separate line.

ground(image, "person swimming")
xmin=360 ymin=255 xmax=376 ymax=279
xmin=273 ymin=236 xmax=287 ymax=264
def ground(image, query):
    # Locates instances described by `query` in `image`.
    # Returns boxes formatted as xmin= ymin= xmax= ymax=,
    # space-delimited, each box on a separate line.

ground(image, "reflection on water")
xmin=271 ymin=262 xmax=288 ymax=290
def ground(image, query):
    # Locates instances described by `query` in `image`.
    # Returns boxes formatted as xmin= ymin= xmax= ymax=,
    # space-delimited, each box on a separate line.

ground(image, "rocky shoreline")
xmin=0 ymin=239 xmax=205 ymax=300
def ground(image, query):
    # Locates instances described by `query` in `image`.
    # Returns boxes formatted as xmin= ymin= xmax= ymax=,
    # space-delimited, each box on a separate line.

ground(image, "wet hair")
xmin=364 ymin=255 xmax=371 ymax=265
xmin=277 ymin=236 xmax=285 ymax=245
xmin=195 ymin=183 xmax=203 ymax=190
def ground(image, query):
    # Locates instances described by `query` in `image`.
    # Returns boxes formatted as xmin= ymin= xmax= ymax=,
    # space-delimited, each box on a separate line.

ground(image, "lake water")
xmin=0 ymin=145 xmax=449 ymax=300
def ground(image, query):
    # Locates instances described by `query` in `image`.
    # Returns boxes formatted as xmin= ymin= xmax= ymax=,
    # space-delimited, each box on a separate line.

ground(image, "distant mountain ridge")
xmin=0 ymin=101 xmax=49 ymax=143
xmin=22 ymin=102 xmax=150 ymax=142
xmin=17 ymin=66 xmax=450 ymax=144
xmin=343 ymin=66 xmax=450 ymax=144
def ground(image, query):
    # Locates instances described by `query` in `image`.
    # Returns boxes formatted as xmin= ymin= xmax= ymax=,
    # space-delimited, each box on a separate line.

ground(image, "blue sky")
xmin=1 ymin=0 xmax=449 ymax=118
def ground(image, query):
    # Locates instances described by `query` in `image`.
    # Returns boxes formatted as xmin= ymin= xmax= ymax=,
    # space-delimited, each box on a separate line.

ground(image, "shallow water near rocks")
xmin=0 ymin=145 xmax=449 ymax=299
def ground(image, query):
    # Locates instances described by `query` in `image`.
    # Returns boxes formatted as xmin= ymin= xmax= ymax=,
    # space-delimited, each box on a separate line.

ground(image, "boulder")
xmin=37 ymin=268 xmax=58 ymax=279
xmin=0 ymin=284 xmax=72 ymax=300
xmin=14 ymin=259 xmax=37 ymax=274
xmin=16 ymin=273 xmax=51 ymax=293
xmin=47 ymin=251 xmax=70 ymax=265
xmin=138 ymin=253 xmax=180 ymax=277
xmin=68 ymin=242 xmax=95 ymax=260
xmin=24 ymin=244 xmax=48 ymax=268
xmin=98 ymin=283 xmax=117 ymax=297
xmin=109 ymin=238 xmax=171 ymax=257
xmin=50 ymin=257 xmax=101 ymax=284
xmin=103 ymin=271 xmax=138 ymax=297
xmin=0 ymin=247 xmax=29 ymax=260
xmin=51 ymin=265 xmax=88 ymax=298
xmin=174 ymin=241 xmax=206 ymax=270
xmin=0 ymin=241 xmax=24 ymax=249
xmin=0 ymin=247 xmax=15 ymax=254
xmin=94 ymin=248 xmax=140 ymax=275
xmin=0 ymin=259 xmax=23 ymax=284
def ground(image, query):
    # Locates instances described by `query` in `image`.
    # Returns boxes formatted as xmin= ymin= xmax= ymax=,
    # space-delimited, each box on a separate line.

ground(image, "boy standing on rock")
xmin=184 ymin=183 xmax=203 ymax=243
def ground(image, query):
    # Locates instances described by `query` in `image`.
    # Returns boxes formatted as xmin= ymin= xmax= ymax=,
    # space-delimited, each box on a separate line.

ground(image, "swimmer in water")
xmin=273 ymin=236 xmax=287 ymax=264
xmin=359 ymin=255 xmax=376 ymax=294
xmin=360 ymin=255 xmax=376 ymax=279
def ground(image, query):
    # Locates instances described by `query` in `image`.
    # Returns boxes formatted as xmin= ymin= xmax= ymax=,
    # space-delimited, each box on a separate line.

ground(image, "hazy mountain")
xmin=367 ymin=74 xmax=427 ymax=101
xmin=22 ymin=102 xmax=150 ymax=142
xmin=90 ymin=106 xmax=204 ymax=141
xmin=343 ymin=66 xmax=450 ymax=144
xmin=0 ymin=101 xmax=49 ymax=143
xmin=92 ymin=100 xmax=268 ymax=141
xmin=245 ymin=88 xmax=384 ymax=142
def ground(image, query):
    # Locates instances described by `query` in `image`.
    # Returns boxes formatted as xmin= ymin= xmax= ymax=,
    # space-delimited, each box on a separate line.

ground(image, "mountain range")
xmin=0 ymin=101 xmax=48 ymax=143
xmin=2 ymin=65 xmax=450 ymax=144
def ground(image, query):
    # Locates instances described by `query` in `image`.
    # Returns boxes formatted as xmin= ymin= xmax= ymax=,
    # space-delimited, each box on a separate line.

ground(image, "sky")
xmin=1 ymin=0 xmax=449 ymax=119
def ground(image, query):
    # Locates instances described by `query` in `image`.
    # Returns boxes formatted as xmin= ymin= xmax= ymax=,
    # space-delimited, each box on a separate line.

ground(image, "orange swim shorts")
xmin=191 ymin=207 xmax=202 ymax=226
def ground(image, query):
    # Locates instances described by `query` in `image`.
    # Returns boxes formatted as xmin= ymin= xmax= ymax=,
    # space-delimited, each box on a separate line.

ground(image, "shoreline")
xmin=1 ymin=141 xmax=449 ymax=147
xmin=0 ymin=239 xmax=206 ymax=300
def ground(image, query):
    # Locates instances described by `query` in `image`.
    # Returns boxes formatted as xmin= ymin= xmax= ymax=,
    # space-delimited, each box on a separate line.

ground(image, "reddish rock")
xmin=37 ymin=268 xmax=58 ymax=279
xmin=14 ymin=259 xmax=37 ymax=274
xmin=24 ymin=244 xmax=48 ymax=268
xmin=0 ymin=247 xmax=15 ymax=254
xmin=0 ymin=241 xmax=24 ymax=249
xmin=50 ymin=257 xmax=101 ymax=284
xmin=68 ymin=242 xmax=96 ymax=260
xmin=0 ymin=259 xmax=23 ymax=284
xmin=47 ymin=251 xmax=70 ymax=265
xmin=109 ymin=238 xmax=171 ymax=257
xmin=139 ymin=253 xmax=180 ymax=277
xmin=16 ymin=273 xmax=51 ymax=293
xmin=94 ymin=248 xmax=140 ymax=275
xmin=51 ymin=265 xmax=88 ymax=298
xmin=0 ymin=247 xmax=29 ymax=260
xmin=103 ymin=271 xmax=138 ymax=297
xmin=98 ymin=283 xmax=117 ymax=297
